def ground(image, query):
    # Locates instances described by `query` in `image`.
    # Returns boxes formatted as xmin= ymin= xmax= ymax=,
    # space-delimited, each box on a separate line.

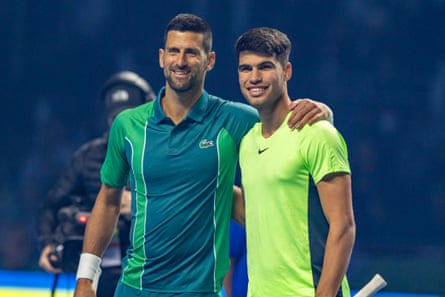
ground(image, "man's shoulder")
xmin=112 ymin=101 xmax=156 ymax=128
xmin=208 ymin=94 xmax=258 ymax=118
xmin=119 ymin=101 xmax=155 ymax=117
xmin=297 ymin=120 xmax=348 ymax=153
xmin=299 ymin=120 xmax=338 ymax=136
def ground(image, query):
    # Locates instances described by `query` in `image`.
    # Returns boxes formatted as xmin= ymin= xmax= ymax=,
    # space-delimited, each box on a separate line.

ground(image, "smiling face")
xmin=238 ymin=50 xmax=291 ymax=110
xmin=159 ymin=30 xmax=215 ymax=94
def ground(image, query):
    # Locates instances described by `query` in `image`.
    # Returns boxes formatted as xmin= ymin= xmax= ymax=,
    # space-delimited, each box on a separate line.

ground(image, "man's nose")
xmin=175 ymin=52 xmax=187 ymax=66
xmin=249 ymin=68 xmax=262 ymax=83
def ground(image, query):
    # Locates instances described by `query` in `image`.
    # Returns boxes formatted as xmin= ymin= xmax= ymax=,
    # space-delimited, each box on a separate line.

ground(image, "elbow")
xmin=343 ymin=218 xmax=356 ymax=248
xmin=231 ymin=209 xmax=245 ymax=227
xmin=333 ymin=217 xmax=356 ymax=248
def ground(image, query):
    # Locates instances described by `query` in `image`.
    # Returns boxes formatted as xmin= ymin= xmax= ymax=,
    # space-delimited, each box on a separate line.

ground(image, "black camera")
xmin=48 ymin=205 xmax=90 ymax=272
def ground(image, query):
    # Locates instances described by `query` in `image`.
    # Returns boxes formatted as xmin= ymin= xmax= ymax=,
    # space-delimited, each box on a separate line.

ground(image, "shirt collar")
xmin=153 ymin=87 xmax=209 ymax=124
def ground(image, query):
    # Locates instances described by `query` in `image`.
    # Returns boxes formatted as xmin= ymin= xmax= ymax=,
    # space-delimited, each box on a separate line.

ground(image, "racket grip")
xmin=354 ymin=274 xmax=387 ymax=297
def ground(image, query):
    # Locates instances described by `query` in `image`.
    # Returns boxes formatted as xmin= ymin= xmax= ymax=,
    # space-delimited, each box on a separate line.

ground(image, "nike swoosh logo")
xmin=258 ymin=148 xmax=269 ymax=154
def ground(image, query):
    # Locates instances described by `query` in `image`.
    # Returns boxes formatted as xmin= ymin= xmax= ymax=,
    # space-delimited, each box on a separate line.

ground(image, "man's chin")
xmin=167 ymin=78 xmax=188 ymax=90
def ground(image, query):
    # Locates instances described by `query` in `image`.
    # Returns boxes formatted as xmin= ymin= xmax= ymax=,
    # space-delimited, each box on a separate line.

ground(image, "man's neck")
xmin=162 ymin=86 xmax=202 ymax=125
xmin=259 ymin=97 xmax=290 ymax=138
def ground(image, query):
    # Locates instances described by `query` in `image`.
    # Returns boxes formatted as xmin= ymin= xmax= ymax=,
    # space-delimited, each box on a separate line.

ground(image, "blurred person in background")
xmin=36 ymin=71 xmax=156 ymax=297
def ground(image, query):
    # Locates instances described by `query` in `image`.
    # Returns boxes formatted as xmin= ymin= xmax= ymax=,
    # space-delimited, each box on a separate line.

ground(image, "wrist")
xmin=76 ymin=253 xmax=102 ymax=291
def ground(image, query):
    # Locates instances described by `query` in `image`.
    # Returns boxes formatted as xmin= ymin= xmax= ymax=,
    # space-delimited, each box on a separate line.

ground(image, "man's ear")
xmin=285 ymin=62 xmax=292 ymax=81
xmin=206 ymin=51 xmax=216 ymax=71
xmin=159 ymin=48 xmax=165 ymax=69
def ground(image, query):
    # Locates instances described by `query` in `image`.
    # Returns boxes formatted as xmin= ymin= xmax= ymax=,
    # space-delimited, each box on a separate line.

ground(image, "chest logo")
xmin=258 ymin=147 xmax=269 ymax=154
xmin=199 ymin=139 xmax=214 ymax=149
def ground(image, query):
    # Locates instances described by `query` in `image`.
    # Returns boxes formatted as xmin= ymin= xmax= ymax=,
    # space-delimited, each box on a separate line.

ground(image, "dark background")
xmin=1 ymin=0 xmax=444 ymax=294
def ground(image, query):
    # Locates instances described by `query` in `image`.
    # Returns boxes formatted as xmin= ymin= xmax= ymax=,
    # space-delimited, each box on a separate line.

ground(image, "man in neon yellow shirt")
xmin=236 ymin=27 xmax=356 ymax=297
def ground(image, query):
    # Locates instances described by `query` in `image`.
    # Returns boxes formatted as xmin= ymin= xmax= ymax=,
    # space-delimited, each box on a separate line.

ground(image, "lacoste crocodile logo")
xmin=199 ymin=139 xmax=214 ymax=148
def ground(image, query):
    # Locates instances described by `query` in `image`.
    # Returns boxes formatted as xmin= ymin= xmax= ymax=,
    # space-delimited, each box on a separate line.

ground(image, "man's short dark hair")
xmin=235 ymin=27 xmax=291 ymax=67
xmin=164 ymin=13 xmax=213 ymax=53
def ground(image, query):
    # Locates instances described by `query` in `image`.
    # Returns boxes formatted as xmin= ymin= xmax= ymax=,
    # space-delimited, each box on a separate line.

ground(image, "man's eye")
xmin=185 ymin=50 xmax=199 ymax=57
xmin=259 ymin=64 xmax=272 ymax=70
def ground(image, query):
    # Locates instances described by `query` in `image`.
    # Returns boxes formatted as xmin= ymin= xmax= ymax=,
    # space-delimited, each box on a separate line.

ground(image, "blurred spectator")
xmin=36 ymin=71 xmax=155 ymax=297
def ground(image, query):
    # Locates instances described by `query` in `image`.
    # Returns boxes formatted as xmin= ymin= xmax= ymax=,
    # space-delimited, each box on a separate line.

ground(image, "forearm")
xmin=81 ymin=186 xmax=121 ymax=257
xmin=74 ymin=186 xmax=121 ymax=296
xmin=316 ymin=174 xmax=354 ymax=297
xmin=315 ymin=222 xmax=355 ymax=297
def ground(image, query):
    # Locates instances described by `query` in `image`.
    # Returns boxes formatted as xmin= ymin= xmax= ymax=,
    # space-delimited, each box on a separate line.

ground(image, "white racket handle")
xmin=354 ymin=274 xmax=387 ymax=297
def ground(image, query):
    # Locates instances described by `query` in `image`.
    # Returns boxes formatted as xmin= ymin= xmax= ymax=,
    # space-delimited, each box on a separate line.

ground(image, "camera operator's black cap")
xmin=101 ymin=71 xmax=156 ymax=121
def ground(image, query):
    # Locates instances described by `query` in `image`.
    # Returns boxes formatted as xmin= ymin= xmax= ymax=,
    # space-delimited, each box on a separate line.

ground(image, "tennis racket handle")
xmin=354 ymin=274 xmax=387 ymax=297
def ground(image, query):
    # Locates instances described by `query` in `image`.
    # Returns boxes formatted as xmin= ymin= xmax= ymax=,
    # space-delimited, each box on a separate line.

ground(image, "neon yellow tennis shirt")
xmin=240 ymin=116 xmax=351 ymax=297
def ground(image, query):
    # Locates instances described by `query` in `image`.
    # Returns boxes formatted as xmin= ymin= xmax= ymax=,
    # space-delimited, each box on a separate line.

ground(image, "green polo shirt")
xmin=101 ymin=88 xmax=258 ymax=294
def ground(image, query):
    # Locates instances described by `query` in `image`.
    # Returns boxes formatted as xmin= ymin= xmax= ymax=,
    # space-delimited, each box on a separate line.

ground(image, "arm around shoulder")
xmin=288 ymin=98 xmax=334 ymax=129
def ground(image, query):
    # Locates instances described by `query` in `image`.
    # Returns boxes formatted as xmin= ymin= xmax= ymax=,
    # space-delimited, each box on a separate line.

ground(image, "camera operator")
xmin=37 ymin=71 xmax=155 ymax=297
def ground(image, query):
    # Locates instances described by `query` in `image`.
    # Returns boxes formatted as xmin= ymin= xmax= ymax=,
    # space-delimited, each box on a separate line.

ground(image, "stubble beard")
xmin=164 ymin=65 xmax=198 ymax=92
xmin=166 ymin=76 xmax=194 ymax=93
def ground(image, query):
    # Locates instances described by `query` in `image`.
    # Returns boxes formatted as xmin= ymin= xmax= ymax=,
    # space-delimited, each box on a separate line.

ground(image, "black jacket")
xmin=37 ymin=134 xmax=108 ymax=246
